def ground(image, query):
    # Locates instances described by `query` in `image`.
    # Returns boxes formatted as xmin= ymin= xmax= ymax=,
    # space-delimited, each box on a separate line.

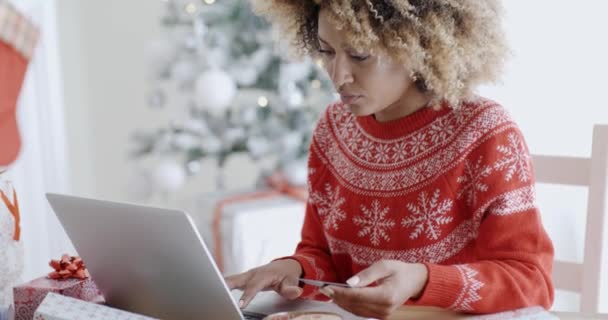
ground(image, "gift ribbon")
xmin=212 ymin=172 xmax=308 ymax=272
xmin=0 ymin=186 xmax=20 ymax=241
xmin=48 ymin=254 xmax=91 ymax=280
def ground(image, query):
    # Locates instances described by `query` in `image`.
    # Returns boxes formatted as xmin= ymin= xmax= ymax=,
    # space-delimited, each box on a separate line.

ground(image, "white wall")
xmin=54 ymin=0 xmax=608 ymax=312
xmin=55 ymin=0 xmax=164 ymax=201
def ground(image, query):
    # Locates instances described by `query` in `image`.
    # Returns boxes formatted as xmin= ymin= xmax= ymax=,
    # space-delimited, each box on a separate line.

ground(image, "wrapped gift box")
xmin=13 ymin=277 xmax=103 ymax=320
xmin=34 ymin=292 xmax=156 ymax=320
xmin=192 ymin=189 xmax=306 ymax=276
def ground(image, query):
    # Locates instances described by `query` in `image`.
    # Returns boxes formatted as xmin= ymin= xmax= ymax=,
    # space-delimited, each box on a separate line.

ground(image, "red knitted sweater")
xmin=286 ymin=98 xmax=554 ymax=313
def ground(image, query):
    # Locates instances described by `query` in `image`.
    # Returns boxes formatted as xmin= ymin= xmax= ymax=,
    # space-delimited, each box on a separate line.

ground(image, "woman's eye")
xmin=318 ymin=49 xmax=334 ymax=55
xmin=351 ymin=55 xmax=369 ymax=62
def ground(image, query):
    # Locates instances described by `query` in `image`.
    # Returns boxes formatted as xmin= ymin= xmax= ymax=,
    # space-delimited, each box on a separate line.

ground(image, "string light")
xmin=257 ymin=96 xmax=269 ymax=107
xmin=204 ymin=0 xmax=216 ymax=4
xmin=315 ymin=58 xmax=324 ymax=68
xmin=311 ymin=79 xmax=321 ymax=89
xmin=185 ymin=3 xmax=197 ymax=14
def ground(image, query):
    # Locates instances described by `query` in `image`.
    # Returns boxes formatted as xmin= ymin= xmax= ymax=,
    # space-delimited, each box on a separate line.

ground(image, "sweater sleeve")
xmin=410 ymin=126 xmax=555 ymax=313
xmin=285 ymin=200 xmax=340 ymax=298
xmin=274 ymin=122 xmax=339 ymax=299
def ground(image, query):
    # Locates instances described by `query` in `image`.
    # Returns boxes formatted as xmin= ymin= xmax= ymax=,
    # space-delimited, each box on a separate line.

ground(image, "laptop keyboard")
xmin=243 ymin=311 xmax=267 ymax=320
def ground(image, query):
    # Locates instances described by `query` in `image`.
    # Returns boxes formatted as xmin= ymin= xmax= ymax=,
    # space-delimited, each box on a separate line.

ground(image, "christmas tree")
xmin=131 ymin=0 xmax=334 ymax=194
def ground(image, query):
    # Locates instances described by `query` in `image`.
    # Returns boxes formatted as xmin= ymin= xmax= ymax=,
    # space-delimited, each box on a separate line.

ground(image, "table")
xmin=388 ymin=306 xmax=608 ymax=319
xmin=245 ymin=291 xmax=608 ymax=320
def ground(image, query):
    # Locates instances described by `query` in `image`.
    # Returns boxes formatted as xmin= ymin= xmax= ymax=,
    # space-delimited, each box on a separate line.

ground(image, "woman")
xmin=226 ymin=1 xmax=554 ymax=318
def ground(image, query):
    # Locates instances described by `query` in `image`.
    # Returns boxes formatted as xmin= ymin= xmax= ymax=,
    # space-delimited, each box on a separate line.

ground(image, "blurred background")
xmin=2 ymin=0 xmax=608 ymax=313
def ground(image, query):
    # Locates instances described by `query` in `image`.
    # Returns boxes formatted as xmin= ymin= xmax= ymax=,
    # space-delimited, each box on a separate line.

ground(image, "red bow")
xmin=48 ymin=254 xmax=90 ymax=280
xmin=265 ymin=172 xmax=308 ymax=202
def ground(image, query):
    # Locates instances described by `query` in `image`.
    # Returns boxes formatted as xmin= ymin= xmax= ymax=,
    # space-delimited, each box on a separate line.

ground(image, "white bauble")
xmin=194 ymin=69 xmax=237 ymax=115
xmin=282 ymin=160 xmax=308 ymax=186
xmin=153 ymin=161 xmax=187 ymax=192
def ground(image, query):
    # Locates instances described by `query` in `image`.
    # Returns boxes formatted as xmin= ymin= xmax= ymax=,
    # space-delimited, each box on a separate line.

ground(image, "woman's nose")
xmin=330 ymin=55 xmax=354 ymax=89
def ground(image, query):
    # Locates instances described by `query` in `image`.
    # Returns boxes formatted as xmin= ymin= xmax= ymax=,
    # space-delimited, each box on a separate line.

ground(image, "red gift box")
xmin=12 ymin=277 xmax=103 ymax=320
xmin=12 ymin=254 xmax=104 ymax=320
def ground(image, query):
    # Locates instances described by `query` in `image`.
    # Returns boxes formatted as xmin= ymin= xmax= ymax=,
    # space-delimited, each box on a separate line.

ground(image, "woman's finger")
xmin=224 ymin=272 xmax=250 ymax=290
xmin=278 ymin=281 xmax=303 ymax=300
xmin=329 ymin=285 xmax=395 ymax=306
xmin=239 ymin=276 xmax=270 ymax=309
xmin=346 ymin=260 xmax=393 ymax=288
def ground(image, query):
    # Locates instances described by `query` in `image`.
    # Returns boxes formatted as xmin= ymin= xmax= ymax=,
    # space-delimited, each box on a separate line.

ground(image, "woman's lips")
xmin=340 ymin=94 xmax=362 ymax=104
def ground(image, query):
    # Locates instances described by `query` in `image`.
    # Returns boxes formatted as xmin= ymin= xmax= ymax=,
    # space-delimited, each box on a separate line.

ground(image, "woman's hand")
xmin=319 ymin=260 xmax=428 ymax=319
xmin=224 ymin=259 xmax=303 ymax=309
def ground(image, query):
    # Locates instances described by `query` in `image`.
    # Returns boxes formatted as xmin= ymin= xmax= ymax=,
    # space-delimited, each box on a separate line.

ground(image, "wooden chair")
xmin=532 ymin=124 xmax=608 ymax=313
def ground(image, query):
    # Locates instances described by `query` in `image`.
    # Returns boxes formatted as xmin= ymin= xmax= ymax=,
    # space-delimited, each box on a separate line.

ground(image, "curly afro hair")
xmin=250 ymin=0 xmax=509 ymax=106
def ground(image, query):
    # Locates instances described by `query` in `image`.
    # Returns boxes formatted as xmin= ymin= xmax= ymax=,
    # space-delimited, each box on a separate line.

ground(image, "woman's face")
xmin=317 ymin=8 xmax=423 ymax=121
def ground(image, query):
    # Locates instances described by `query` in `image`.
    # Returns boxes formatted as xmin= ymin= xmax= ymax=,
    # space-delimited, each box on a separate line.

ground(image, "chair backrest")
xmin=532 ymin=124 xmax=608 ymax=313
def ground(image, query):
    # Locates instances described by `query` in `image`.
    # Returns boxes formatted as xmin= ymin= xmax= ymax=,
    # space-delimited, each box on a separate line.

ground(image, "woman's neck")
xmin=373 ymin=87 xmax=432 ymax=122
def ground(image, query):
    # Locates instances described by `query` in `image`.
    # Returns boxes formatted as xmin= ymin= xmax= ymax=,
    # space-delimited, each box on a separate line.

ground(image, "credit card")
xmin=298 ymin=278 xmax=351 ymax=288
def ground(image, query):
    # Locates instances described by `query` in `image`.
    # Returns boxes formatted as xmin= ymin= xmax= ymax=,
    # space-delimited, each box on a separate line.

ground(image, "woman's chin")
xmin=346 ymin=103 xmax=373 ymax=117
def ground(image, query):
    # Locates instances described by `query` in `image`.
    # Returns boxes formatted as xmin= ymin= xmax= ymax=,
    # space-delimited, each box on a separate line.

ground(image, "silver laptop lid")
xmin=46 ymin=193 xmax=243 ymax=320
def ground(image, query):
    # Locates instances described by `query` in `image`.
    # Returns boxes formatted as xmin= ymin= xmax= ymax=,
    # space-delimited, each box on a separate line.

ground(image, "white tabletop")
xmin=242 ymin=291 xmax=608 ymax=320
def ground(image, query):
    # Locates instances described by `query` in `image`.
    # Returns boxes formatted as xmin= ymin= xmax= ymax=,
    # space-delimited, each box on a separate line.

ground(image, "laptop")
xmin=46 ymin=193 xmax=367 ymax=320
xmin=46 ymin=193 xmax=272 ymax=319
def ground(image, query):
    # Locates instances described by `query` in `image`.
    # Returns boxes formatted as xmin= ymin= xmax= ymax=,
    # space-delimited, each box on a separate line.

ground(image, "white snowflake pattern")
xmin=456 ymin=156 xmax=493 ymax=206
xmin=450 ymin=265 xmax=484 ymax=311
xmin=338 ymin=120 xmax=356 ymax=138
xmin=428 ymin=120 xmax=455 ymax=144
xmin=410 ymin=164 xmax=431 ymax=184
xmin=391 ymin=141 xmax=409 ymax=162
xmin=410 ymin=132 xmax=429 ymax=154
xmin=494 ymin=133 xmax=531 ymax=182
xmin=402 ymin=189 xmax=454 ymax=240
xmin=359 ymin=139 xmax=374 ymax=161
xmin=374 ymin=144 xmax=391 ymax=164
xmin=346 ymin=130 xmax=362 ymax=151
xmin=353 ymin=200 xmax=395 ymax=246
xmin=310 ymin=183 xmax=347 ymax=231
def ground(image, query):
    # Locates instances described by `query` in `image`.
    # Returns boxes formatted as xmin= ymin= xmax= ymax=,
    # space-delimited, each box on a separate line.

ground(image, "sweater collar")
xmin=356 ymin=101 xmax=450 ymax=140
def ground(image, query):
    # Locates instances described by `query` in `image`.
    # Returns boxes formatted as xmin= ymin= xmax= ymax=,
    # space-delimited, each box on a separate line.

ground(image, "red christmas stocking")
xmin=0 ymin=2 xmax=39 ymax=167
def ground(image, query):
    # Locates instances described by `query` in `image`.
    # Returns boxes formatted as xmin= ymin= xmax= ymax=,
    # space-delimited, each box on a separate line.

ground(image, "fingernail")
xmin=319 ymin=287 xmax=334 ymax=298
xmin=346 ymin=276 xmax=360 ymax=287
xmin=238 ymin=300 xmax=245 ymax=308
xmin=327 ymin=299 xmax=333 ymax=304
